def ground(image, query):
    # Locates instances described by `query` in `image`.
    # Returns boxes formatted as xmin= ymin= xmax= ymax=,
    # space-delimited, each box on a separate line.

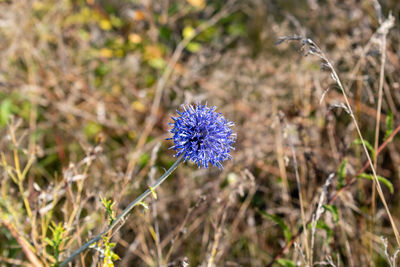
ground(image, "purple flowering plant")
xmin=61 ymin=103 xmax=234 ymax=265
xmin=169 ymin=104 xmax=235 ymax=169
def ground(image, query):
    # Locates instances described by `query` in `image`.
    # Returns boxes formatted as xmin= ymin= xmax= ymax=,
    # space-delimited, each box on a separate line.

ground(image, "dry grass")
xmin=1 ymin=0 xmax=400 ymax=266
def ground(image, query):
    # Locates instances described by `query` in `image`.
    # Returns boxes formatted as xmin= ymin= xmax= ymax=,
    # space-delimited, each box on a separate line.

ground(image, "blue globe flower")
xmin=169 ymin=104 xmax=235 ymax=169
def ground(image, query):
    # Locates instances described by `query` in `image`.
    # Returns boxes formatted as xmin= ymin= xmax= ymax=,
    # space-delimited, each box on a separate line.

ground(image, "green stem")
xmin=18 ymin=180 xmax=32 ymax=219
xmin=60 ymin=156 xmax=184 ymax=266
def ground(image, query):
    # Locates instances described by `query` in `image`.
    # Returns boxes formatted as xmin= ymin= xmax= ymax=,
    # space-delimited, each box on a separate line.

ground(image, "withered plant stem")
xmin=60 ymin=156 xmax=183 ymax=266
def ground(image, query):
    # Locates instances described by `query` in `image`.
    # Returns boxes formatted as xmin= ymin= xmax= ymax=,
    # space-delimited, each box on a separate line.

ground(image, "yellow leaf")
xmin=131 ymin=101 xmax=146 ymax=112
xmin=115 ymin=49 xmax=124 ymax=58
xmin=99 ymin=48 xmax=113 ymax=58
xmin=149 ymin=226 xmax=157 ymax=241
xmin=144 ymin=45 xmax=163 ymax=60
xmin=149 ymin=186 xmax=157 ymax=199
xmin=33 ymin=1 xmax=45 ymax=11
xmin=99 ymin=19 xmax=112 ymax=31
xmin=129 ymin=33 xmax=142 ymax=44
xmin=186 ymin=0 xmax=205 ymax=9
xmin=128 ymin=131 xmax=136 ymax=140
xmin=111 ymin=85 xmax=121 ymax=95
xmin=183 ymin=26 xmax=196 ymax=39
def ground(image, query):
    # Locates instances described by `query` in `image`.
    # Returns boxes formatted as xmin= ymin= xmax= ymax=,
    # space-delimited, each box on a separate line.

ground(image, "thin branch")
xmin=1 ymin=221 xmax=43 ymax=267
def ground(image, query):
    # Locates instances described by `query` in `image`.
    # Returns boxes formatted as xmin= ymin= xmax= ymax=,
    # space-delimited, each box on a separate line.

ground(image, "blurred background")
xmin=1 ymin=0 xmax=400 ymax=266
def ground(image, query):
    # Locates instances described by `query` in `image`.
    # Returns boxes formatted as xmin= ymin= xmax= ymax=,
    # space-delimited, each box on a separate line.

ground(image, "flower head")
xmin=169 ymin=104 xmax=235 ymax=169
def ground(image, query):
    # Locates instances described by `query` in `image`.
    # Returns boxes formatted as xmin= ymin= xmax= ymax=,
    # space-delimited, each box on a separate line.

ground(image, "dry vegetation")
xmin=1 ymin=0 xmax=400 ymax=266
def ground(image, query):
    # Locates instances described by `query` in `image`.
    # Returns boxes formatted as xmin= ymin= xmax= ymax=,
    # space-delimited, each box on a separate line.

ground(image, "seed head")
xmin=169 ymin=104 xmax=235 ymax=169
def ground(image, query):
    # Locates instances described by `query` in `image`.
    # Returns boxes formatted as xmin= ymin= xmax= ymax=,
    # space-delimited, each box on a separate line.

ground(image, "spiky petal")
xmin=169 ymin=104 xmax=235 ymax=169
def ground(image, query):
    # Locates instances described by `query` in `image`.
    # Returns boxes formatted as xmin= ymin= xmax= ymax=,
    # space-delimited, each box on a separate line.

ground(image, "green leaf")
xmin=186 ymin=42 xmax=202 ymax=53
xmin=259 ymin=211 xmax=292 ymax=242
xmin=316 ymin=220 xmax=333 ymax=242
xmin=148 ymin=58 xmax=166 ymax=70
xmin=46 ymin=221 xmax=68 ymax=262
xmin=102 ymin=236 xmax=120 ymax=266
xmin=84 ymin=121 xmax=102 ymax=139
xmin=159 ymin=26 xmax=172 ymax=41
xmin=322 ymin=204 xmax=339 ymax=223
xmin=196 ymin=26 xmax=217 ymax=42
xmin=308 ymin=220 xmax=333 ymax=243
xmin=0 ymin=99 xmax=12 ymax=126
xmin=110 ymin=15 xmax=123 ymax=28
xmin=384 ymin=111 xmax=394 ymax=141
xmin=337 ymin=158 xmax=347 ymax=190
xmin=357 ymin=173 xmax=394 ymax=194
xmin=44 ymin=237 xmax=54 ymax=246
xmin=100 ymin=196 xmax=116 ymax=225
xmin=168 ymin=3 xmax=179 ymax=15
xmin=138 ymin=153 xmax=150 ymax=167
xmin=95 ymin=62 xmax=111 ymax=77
xmin=353 ymin=139 xmax=375 ymax=160
xmin=227 ymin=23 xmax=246 ymax=36
xmin=277 ymin=258 xmax=296 ymax=267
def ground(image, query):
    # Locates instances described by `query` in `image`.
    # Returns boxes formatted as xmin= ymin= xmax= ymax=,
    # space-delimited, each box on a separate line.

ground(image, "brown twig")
xmin=0 ymin=256 xmax=27 ymax=266
xmin=1 ymin=221 xmax=43 ymax=267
